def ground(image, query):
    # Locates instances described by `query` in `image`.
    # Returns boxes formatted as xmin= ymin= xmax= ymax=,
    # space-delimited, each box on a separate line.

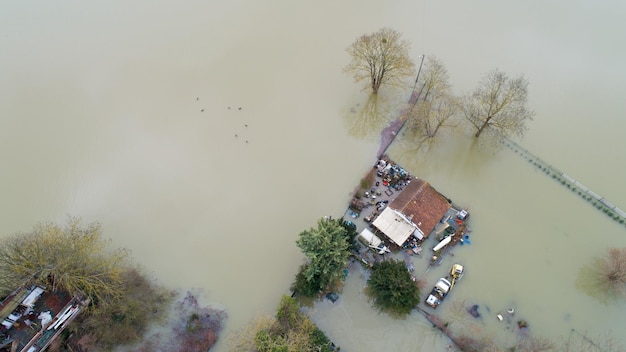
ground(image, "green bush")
xmin=339 ymin=218 xmax=359 ymax=252
xmin=367 ymin=259 xmax=420 ymax=317
xmin=291 ymin=264 xmax=322 ymax=297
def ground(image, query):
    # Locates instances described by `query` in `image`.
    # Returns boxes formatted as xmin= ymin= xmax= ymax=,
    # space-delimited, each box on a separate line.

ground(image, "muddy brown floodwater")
xmin=1 ymin=1 xmax=626 ymax=351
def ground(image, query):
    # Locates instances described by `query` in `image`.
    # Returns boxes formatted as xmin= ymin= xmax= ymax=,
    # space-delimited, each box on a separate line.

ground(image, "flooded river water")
xmin=2 ymin=1 xmax=626 ymax=351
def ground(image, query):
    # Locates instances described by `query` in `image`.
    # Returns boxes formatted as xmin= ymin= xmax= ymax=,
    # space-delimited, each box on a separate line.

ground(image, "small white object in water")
xmin=497 ymin=314 xmax=503 ymax=321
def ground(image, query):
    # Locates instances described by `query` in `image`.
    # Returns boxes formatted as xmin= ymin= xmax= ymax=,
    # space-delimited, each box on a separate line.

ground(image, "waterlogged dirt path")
xmin=376 ymin=90 xmax=418 ymax=157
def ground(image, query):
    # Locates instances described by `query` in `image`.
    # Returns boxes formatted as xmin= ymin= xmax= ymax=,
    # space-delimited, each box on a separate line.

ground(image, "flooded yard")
xmin=1 ymin=1 xmax=626 ymax=351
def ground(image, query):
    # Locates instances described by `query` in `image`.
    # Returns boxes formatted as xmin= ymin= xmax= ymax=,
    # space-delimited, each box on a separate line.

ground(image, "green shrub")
xmin=367 ymin=259 xmax=420 ymax=317
xmin=291 ymin=264 xmax=322 ymax=297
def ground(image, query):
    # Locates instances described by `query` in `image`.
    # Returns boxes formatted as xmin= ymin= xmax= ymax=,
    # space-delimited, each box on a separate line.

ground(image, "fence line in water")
xmin=503 ymin=137 xmax=626 ymax=228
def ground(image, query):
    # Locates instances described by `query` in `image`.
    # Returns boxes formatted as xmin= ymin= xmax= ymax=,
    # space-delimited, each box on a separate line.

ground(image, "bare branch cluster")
xmin=463 ymin=69 xmax=535 ymax=139
xmin=576 ymin=247 xmax=626 ymax=304
xmin=405 ymin=56 xmax=460 ymax=150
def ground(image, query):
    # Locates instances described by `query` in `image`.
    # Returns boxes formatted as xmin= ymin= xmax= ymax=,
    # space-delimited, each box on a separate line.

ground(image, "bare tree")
xmin=600 ymin=247 xmax=626 ymax=297
xmin=408 ymin=93 xmax=459 ymax=144
xmin=463 ymin=69 xmax=534 ymax=139
xmin=515 ymin=336 xmax=557 ymax=352
xmin=406 ymin=57 xmax=459 ymax=148
xmin=556 ymin=330 xmax=624 ymax=352
xmin=417 ymin=56 xmax=451 ymax=101
xmin=576 ymin=247 xmax=626 ymax=304
xmin=344 ymin=27 xmax=415 ymax=94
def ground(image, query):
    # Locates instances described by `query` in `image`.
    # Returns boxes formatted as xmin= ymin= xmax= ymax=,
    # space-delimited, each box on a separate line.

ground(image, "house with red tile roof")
xmin=372 ymin=178 xmax=451 ymax=246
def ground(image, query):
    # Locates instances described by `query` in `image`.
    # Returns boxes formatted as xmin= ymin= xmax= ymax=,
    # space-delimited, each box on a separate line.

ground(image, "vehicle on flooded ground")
xmin=424 ymin=264 xmax=464 ymax=309
xmin=358 ymin=228 xmax=390 ymax=254
xmin=450 ymin=263 xmax=464 ymax=283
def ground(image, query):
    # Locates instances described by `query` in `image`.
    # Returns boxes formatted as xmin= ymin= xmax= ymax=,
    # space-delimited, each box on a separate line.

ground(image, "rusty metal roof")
xmin=389 ymin=178 xmax=451 ymax=238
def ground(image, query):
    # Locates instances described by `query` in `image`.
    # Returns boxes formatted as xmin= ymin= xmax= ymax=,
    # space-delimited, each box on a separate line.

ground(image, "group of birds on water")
xmin=196 ymin=97 xmax=250 ymax=144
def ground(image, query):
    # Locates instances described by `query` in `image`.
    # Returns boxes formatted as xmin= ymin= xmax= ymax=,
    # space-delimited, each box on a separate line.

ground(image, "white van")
xmin=358 ymin=228 xmax=390 ymax=254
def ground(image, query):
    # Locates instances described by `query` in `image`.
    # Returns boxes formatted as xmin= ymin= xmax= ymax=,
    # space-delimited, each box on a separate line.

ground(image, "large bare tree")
xmin=406 ymin=57 xmax=459 ymax=147
xmin=463 ymin=69 xmax=534 ymax=139
xmin=344 ymin=27 xmax=415 ymax=94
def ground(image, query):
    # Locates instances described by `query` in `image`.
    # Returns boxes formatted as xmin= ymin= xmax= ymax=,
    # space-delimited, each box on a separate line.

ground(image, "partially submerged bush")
xmin=367 ymin=259 xmax=420 ymax=316
xmin=72 ymin=267 xmax=176 ymax=348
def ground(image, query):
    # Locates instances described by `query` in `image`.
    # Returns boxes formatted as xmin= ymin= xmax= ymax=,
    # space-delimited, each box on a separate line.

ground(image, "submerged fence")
xmin=503 ymin=137 xmax=626 ymax=228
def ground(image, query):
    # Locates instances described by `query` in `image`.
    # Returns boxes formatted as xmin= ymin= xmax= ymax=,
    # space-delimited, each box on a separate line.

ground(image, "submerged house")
xmin=372 ymin=178 xmax=451 ymax=246
xmin=0 ymin=285 xmax=87 ymax=352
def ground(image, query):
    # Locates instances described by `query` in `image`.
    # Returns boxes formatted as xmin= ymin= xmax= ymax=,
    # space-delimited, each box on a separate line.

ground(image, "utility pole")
xmin=413 ymin=54 xmax=426 ymax=91
xmin=408 ymin=54 xmax=426 ymax=108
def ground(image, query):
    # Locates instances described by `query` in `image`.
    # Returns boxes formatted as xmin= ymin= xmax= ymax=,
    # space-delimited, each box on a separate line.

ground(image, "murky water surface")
xmin=2 ymin=1 xmax=626 ymax=350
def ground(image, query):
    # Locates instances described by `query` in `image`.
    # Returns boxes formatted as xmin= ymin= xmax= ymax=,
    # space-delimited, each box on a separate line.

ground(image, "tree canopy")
xmin=0 ymin=218 xmax=128 ymax=305
xmin=344 ymin=27 xmax=415 ymax=94
xmin=230 ymin=295 xmax=333 ymax=352
xmin=463 ymin=69 xmax=534 ymax=139
xmin=294 ymin=218 xmax=351 ymax=296
xmin=367 ymin=259 xmax=420 ymax=316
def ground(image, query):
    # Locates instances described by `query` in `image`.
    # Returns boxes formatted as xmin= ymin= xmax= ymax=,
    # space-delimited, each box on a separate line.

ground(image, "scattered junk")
xmin=425 ymin=264 xmax=465 ymax=309
xmin=0 ymin=284 xmax=89 ymax=352
xmin=403 ymin=235 xmax=422 ymax=255
xmin=358 ymin=228 xmax=390 ymax=255
xmin=374 ymin=157 xmax=412 ymax=190
xmin=468 ymin=304 xmax=481 ymax=318
xmin=430 ymin=255 xmax=443 ymax=266
xmin=406 ymin=262 xmax=414 ymax=272
xmin=433 ymin=235 xmax=453 ymax=252
xmin=349 ymin=198 xmax=365 ymax=212
xmin=375 ymin=200 xmax=388 ymax=211
xmin=434 ymin=222 xmax=450 ymax=236
xmin=496 ymin=306 xmax=516 ymax=322
xmin=325 ymin=292 xmax=339 ymax=304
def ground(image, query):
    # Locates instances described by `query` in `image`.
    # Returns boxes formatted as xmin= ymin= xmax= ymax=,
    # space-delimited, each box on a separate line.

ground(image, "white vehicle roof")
xmin=435 ymin=278 xmax=452 ymax=292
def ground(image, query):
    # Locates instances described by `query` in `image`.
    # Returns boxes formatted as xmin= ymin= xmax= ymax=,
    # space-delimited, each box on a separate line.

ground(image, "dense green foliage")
xmin=252 ymin=295 xmax=333 ymax=352
xmin=338 ymin=218 xmax=359 ymax=253
xmin=291 ymin=264 xmax=322 ymax=297
xmin=367 ymin=259 xmax=420 ymax=316
xmin=294 ymin=218 xmax=351 ymax=296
